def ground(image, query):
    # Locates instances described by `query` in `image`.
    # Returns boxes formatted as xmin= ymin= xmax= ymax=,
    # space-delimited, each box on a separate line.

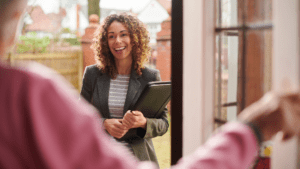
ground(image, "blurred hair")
xmin=92 ymin=13 xmax=151 ymax=79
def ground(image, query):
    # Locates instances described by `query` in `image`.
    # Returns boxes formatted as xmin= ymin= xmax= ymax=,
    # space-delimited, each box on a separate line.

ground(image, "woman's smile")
xmin=114 ymin=46 xmax=126 ymax=53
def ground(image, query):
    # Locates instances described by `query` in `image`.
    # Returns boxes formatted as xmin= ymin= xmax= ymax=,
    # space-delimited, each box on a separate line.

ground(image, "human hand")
xmin=238 ymin=91 xmax=300 ymax=141
xmin=103 ymin=119 xmax=129 ymax=139
xmin=122 ymin=110 xmax=147 ymax=129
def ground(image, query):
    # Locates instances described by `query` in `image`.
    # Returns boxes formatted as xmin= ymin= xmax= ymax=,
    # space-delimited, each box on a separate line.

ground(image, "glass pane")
xmin=215 ymin=34 xmax=221 ymax=118
xmin=224 ymin=32 xmax=239 ymax=105
xmin=227 ymin=106 xmax=237 ymax=121
xmin=245 ymin=0 xmax=272 ymax=25
xmin=215 ymin=0 xmax=220 ymax=26
xmin=216 ymin=0 xmax=239 ymax=27
xmin=244 ymin=29 xmax=272 ymax=107
xmin=215 ymin=31 xmax=239 ymax=121
xmin=222 ymin=0 xmax=238 ymax=27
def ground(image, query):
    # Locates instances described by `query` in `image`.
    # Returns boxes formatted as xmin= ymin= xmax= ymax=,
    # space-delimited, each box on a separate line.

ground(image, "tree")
xmin=88 ymin=0 xmax=100 ymax=17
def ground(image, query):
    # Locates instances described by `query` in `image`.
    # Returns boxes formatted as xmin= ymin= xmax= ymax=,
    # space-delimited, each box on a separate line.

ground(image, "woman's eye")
xmin=108 ymin=35 xmax=115 ymax=39
xmin=121 ymin=33 xmax=128 ymax=37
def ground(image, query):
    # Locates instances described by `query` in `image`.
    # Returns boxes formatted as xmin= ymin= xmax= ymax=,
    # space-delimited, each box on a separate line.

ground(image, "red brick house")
xmin=156 ymin=17 xmax=171 ymax=82
xmin=26 ymin=6 xmax=66 ymax=34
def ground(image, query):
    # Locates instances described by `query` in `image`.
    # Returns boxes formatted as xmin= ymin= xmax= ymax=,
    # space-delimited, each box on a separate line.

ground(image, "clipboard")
xmin=132 ymin=81 xmax=171 ymax=118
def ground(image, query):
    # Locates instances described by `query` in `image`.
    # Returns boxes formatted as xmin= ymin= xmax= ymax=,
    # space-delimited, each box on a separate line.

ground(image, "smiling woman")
xmin=80 ymin=13 xmax=169 ymax=168
xmin=107 ymin=21 xmax=133 ymax=67
xmin=92 ymin=13 xmax=151 ymax=78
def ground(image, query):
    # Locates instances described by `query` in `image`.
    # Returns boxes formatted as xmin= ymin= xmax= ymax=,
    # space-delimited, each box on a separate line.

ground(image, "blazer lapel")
xmin=123 ymin=70 xmax=141 ymax=114
xmin=97 ymin=73 xmax=111 ymax=118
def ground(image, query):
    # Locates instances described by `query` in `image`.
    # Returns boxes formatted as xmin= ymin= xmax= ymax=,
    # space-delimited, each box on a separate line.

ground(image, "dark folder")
xmin=117 ymin=81 xmax=171 ymax=142
xmin=132 ymin=81 xmax=171 ymax=118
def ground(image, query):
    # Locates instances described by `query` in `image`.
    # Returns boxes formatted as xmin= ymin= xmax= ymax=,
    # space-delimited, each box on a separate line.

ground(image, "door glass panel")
xmin=215 ymin=31 xmax=239 ymax=124
xmin=216 ymin=0 xmax=239 ymax=27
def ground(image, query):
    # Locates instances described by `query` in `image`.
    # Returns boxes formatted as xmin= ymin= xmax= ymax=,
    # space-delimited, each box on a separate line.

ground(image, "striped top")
xmin=108 ymin=74 xmax=134 ymax=155
xmin=108 ymin=74 xmax=130 ymax=118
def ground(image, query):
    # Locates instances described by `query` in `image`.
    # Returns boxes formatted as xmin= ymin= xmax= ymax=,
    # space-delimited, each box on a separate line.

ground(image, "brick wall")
xmin=156 ymin=19 xmax=171 ymax=82
xmin=156 ymin=19 xmax=171 ymax=112
xmin=81 ymin=14 xmax=99 ymax=72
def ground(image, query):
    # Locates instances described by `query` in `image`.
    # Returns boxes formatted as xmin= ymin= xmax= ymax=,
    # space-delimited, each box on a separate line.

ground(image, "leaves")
xmin=17 ymin=32 xmax=51 ymax=53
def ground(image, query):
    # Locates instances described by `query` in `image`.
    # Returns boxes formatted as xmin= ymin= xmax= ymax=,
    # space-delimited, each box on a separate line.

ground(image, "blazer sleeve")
xmin=80 ymin=66 xmax=96 ymax=102
xmin=137 ymin=70 xmax=169 ymax=139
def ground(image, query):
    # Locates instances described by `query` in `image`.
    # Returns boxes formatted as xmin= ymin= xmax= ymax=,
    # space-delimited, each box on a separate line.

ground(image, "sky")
xmin=100 ymin=0 xmax=151 ymax=12
xmin=28 ymin=0 xmax=151 ymax=14
xmin=26 ymin=0 xmax=154 ymax=32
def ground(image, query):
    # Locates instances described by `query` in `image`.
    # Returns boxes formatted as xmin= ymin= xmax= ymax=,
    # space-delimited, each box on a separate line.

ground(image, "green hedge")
xmin=17 ymin=32 xmax=50 ymax=53
xmin=63 ymin=38 xmax=81 ymax=46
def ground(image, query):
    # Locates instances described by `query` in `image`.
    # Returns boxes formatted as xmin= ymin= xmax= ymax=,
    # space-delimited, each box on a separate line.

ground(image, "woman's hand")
xmin=103 ymin=119 xmax=129 ymax=139
xmin=122 ymin=111 xmax=147 ymax=129
xmin=238 ymin=91 xmax=300 ymax=141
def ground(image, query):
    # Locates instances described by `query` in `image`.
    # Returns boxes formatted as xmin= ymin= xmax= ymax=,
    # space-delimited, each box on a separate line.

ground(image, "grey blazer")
xmin=80 ymin=64 xmax=169 ymax=166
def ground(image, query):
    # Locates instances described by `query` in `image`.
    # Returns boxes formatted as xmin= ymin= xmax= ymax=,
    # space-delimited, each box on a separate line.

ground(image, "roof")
xmin=137 ymin=0 xmax=169 ymax=23
xmin=25 ymin=6 xmax=66 ymax=33
xmin=62 ymin=4 xmax=89 ymax=32
xmin=157 ymin=0 xmax=171 ymax=12
xmin=100 ymin=0 xmax=151 ymax=12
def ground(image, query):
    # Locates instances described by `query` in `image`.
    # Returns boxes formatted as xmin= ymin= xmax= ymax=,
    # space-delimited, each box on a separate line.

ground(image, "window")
xmin=175 ymin=0 xmax=299 ymax=166
xmin=214 ymin=0 xmax=273 ymax=127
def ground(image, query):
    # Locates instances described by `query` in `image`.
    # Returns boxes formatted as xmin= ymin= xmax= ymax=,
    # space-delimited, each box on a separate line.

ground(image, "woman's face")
xmin=107 ymin=21 xmax=133 ymax=63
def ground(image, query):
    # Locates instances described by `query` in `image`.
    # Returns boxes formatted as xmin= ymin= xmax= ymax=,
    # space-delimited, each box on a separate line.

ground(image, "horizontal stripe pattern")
xmin=108 ymin=74 xmax=133 ymax=152
xmin=108 ymin=74 xmax=130 ymax=118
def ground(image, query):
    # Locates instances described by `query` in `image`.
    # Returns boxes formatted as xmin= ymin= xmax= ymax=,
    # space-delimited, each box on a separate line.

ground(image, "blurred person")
xmin=1 ymin=0 xmax=300 ymax=169
xmin=80 ymin=14 xmax=169 ymax=166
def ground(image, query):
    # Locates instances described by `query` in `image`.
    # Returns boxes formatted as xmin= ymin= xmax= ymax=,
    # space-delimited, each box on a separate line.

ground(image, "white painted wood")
xmin=271 ymin=0 xmax=300 ymax=168
xmin=202 ymin=0 xmax=215 ymax=143
xmin=182 ymin=0 xmax=215 ymax=156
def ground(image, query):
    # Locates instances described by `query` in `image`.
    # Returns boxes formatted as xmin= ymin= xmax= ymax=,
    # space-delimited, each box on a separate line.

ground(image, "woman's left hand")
xmin=122 ymin=111 xmax=147 ymax=129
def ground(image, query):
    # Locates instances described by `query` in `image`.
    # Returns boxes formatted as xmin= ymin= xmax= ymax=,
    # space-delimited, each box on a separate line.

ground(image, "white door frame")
xmin=183 ymin=0 xmax=300 ymax=167
xmin=271 ymin=0 xmax=300 ymax=168
xmin=182 ymin=0 xmax=215 ymax=156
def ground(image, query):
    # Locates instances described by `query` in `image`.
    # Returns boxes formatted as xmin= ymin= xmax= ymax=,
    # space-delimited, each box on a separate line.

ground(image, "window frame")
xmin=271 ymin=0 xmax=300 ymax=168
xmin=214 ymin=0 xmax=273 ymax=127
xmin=172 ymin=0 xmax=300 ymax=166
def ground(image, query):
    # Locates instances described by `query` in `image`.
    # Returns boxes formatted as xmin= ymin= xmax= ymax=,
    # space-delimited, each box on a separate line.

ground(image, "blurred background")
xmin=3 ymin=0 xmax=172 ymax=168
xmin=4 ymin=0 xmax=171 ymax=91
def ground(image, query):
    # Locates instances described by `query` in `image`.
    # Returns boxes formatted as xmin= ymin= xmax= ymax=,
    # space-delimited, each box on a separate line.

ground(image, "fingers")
xmin=281 ymin=97 xmax=300 ymax=137
xmin=123 ymin=113 xmax=135 ymax=128
xmin=111 ymin=129 xmax=128 ymax=139
xmin=123 ymin=111 xmax=146 ymax=129
xmin=110 ymin=130 xmax=128 ymax=139
xmin=275 ymin=90 xmax=300 ymax=141
xmin=131 ymin=111 xmax=143 ymax=116
xmin=104 ymin=119 xmax=128 ymax=138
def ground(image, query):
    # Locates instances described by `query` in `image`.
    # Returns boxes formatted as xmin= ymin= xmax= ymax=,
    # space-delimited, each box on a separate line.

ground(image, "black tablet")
xmin=116 ymin=81 xmax=171 ymax=141
xmin=132 ymin=81 xmax=171 ymax=118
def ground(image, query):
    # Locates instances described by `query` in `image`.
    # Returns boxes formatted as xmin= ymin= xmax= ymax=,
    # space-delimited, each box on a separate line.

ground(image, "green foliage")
xmin=61 ymin=28 xmax=72 ymax=34
xmin=63 ymin=38 xmax=81 ymax=46
xmin=17 ymin=32 xmax=51 ymax=53
xmin=88 ymin=0 xmax=100 ymax=17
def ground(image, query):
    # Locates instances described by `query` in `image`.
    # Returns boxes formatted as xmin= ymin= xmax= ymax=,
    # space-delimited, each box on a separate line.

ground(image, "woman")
xmin=2 ymin=1 xmax=300 ymax=168
xmin=80 ymin=13 xmax=169 ymax=166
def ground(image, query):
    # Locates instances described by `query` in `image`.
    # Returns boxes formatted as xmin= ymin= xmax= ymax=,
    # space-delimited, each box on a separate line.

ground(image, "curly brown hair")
xmin=92 ymin=13 xmax=151 ymax=79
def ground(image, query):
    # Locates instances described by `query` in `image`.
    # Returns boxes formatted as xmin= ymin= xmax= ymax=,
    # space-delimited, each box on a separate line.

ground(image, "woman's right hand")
xmin=104 ymin=119 xmax=129 ymax=139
